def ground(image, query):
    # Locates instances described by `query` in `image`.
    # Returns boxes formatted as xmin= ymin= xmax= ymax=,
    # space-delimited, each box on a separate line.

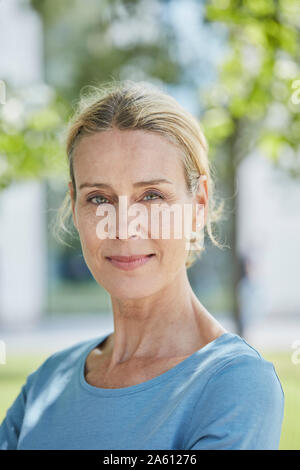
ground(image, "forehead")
xmin=72 ymin=128 xmax=185 ymax=184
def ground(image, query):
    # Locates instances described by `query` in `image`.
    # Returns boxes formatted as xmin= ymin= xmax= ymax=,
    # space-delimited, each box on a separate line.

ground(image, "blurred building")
xmin=237 ymin=150 xmax=300 ymax=319
xmin=0 ymin=0 xmax=47 ymax=328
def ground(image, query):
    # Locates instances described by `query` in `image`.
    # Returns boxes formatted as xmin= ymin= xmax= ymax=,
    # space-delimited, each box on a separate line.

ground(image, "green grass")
xmin=0 ymin=350 xmax=299 ymax=449
xmin=262 ymin=350 xmax=300 ymax=450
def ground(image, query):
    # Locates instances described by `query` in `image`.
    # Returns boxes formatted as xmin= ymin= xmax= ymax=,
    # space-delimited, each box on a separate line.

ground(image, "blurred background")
xmin=0 ymin=0 xmax=299 ymax=449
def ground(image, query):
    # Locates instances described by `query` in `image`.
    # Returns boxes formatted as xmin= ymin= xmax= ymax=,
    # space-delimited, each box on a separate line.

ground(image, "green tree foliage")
xmin=0 ymin=87 xmax=70 ymax=190
xmin=30 ymin=0 xmax=182 ymax=102
xmin=202 ymin=0 xmax=300 ymax=178
xmin=199 ymin=0 xmax=300 ymax=335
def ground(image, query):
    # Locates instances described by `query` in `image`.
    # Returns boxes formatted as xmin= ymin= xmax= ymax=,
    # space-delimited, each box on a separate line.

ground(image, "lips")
xmin=105 ymin=253 xmax=155 ymax=271
xmin=106 ymin=254 xmax=154 ymax=262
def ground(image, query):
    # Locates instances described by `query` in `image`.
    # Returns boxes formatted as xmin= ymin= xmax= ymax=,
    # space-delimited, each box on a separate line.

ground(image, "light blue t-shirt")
xmin=0 ymin=331 xmax=284 ymax=450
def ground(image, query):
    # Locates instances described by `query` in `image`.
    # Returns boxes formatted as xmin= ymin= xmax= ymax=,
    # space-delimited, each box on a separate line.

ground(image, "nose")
xmin=115 ymin=220 xmax=144 ymax=240
xmin=115 ymin=233 xmax=139 ymax=240
xmin=96 ymin=198 xmax=149 ymax=240
xmin=115 ymin=201 xmax=148 ymax=240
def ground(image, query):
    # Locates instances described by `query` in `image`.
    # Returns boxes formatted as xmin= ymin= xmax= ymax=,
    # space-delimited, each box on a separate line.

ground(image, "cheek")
xmin=158 ymin=209 xmax=191 ymax=264
xmin=77 ymin=213 xmax=101 ymax=255
xmin=158 ymin=238 xmax=189 ymax=266
xmin=158 ymin=206 xmax=192 ymax=244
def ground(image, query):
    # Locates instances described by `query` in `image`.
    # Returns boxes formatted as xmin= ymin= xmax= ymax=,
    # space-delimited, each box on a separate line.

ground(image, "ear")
xmin=68 ymin=181 xmax=78 ymax=230
xmin=193 ymin=175 xmax=208 ymax=231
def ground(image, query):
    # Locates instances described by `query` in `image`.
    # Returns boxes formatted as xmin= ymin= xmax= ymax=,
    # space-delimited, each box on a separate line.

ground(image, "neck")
xmin=104 ymin=267 xmax=223 ymax=367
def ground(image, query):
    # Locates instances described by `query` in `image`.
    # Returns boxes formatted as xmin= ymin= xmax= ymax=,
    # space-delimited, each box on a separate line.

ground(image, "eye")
xmin=87 ymin=191 xmax=164 ymax=205
xmin=143 ymin=191 xmax=164 ymax=201
xmin=87 ymin=195 xmax=110 ymax=205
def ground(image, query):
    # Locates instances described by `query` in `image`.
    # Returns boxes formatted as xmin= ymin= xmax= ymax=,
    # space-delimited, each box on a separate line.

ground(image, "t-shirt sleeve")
xmin=0 ymin=363 xmax=46 ymax=450
xmin=184 ymin=354 xmax=285 ymax=450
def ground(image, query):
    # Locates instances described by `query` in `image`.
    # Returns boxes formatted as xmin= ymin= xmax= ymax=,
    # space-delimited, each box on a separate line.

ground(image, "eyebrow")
xmin=79 ymin=179 xmax=173 ymax=191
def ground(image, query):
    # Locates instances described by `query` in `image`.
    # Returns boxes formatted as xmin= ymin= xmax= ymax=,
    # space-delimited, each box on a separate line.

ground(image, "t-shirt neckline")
xmin=79 ymin=331 xmax=236 ymax=397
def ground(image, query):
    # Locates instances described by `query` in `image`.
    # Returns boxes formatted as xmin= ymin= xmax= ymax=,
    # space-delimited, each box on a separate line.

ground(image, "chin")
xmin=104 ymin=277 xmax=163 ymax=300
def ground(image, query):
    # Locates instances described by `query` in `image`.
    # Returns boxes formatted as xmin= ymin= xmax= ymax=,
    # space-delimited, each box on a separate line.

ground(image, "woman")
xmin=0 ymin=80 xmax=284 ymax=450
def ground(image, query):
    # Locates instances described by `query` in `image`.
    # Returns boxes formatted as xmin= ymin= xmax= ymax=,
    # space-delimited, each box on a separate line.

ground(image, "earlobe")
xmin=199 ymin=175 xmax=208 ymax=200
xmin=195 ymin=201 xmax=205 ymax=231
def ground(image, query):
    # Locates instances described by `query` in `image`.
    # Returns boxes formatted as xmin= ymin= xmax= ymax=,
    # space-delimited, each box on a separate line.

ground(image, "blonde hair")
xmin=53 ymin=79 xmax=227 ymax=269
